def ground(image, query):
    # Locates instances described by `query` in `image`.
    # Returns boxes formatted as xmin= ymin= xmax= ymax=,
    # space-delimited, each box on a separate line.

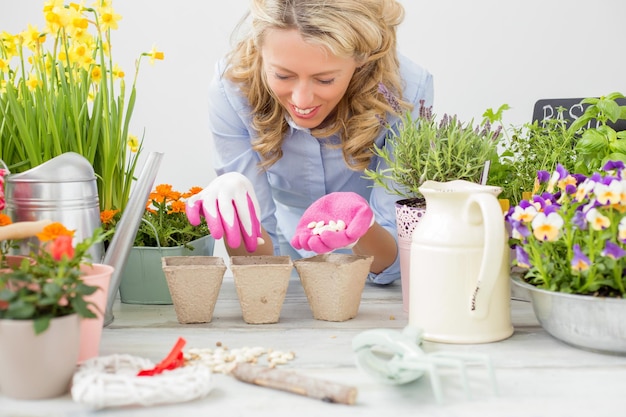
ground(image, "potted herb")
xmin=103 ymin=184 xmax=213 ymax=305
xmin=364 ymin=100 xmax=504 ymax=311
xmin=568 ymin=92 xmax=626 ymax=175
xmin=0 ymin=0 xmax=163 ymax=213
xmin=0 ymin=222 xmax=112 ymax=399
xmin=506 ymin=161 xmax=626 ymax=355
xmin=489 ymin=114 xmax=578 ymax=207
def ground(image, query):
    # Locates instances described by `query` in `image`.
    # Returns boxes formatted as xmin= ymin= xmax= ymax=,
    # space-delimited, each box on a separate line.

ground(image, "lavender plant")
xmin=365 ymin=93 xmax=503 ymax=200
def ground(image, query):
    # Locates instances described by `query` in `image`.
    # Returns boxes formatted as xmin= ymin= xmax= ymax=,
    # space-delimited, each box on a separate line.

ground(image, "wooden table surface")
xmin=1 ymin=274 xmax=625 ymax=417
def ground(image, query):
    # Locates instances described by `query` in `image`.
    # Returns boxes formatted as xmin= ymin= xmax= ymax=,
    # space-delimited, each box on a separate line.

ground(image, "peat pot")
xmin=162 ymin=256 xmax=227 ymax=324
xmin=230 ymin=256 xmax=292 ymax=324
xmin=294 ymin=253 xmax=373 ymax=322
xmin=119 ymin=235 xmax=215 ymax=304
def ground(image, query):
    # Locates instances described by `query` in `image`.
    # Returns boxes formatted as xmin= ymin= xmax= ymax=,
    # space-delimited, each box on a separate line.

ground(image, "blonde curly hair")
xmin=226 ymin=0 xmax=411 ymax=171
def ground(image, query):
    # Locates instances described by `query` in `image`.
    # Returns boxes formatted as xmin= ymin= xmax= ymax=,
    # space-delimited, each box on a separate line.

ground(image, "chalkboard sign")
xmin=532 ymin=97 xmax=626 ymax=131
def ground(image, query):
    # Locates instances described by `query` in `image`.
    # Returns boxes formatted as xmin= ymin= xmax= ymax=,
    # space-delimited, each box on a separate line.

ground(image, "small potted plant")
xmin=0 ymin=222 xmax=112 ymax=399
xmin=567 ymin=92 xmax=626 ymax=175
xmin=506 ymin=161 xmax=626 ymax=355
xmin=489 ymin=114 xmax=578 ymax=208
xmin=103 ymin=184 xmax=213 ymax=305
xmin=364 ymin=97 xmax=504 ymax=311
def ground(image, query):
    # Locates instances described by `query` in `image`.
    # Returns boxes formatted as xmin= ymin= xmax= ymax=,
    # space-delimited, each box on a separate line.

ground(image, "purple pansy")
xmin=602 ymin=241 xmax=626 ymax=260
xmin=571 ymin=244 xmax=591 ymax=272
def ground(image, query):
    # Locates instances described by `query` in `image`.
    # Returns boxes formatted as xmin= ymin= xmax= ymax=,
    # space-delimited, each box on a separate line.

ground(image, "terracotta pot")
xmin=0 ymin=255 xmax=33 ymax=272
xmin=0 ymin=314 xmax=80 ymax=399
xmin=162 ymin=256 xmax=227 ymax=324
xmin=79 ymin=263 xmax=114 ymax=362
xmin=230 ymin=256 xmax=292 ymax=324
xmin=294 ymin=253 xmax=373 ymax=322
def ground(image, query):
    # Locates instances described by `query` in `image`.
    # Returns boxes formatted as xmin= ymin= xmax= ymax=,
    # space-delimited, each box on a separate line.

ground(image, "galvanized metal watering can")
xmin=2 ymin=151 xmax=164 ymax=326
xmin=4 ymin=152 xmax=104 ymax=261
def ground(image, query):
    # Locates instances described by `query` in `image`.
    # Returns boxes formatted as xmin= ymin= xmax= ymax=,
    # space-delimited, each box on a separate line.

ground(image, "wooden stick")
xmin=230 ymin=363 xmax=358 ymax=405
xmin=0 ymin=219 xmax=52 ymax=241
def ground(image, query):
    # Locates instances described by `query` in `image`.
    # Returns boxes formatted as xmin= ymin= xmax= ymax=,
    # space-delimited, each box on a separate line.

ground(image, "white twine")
xmin=71 ymin=354 xmax=213 ymax=409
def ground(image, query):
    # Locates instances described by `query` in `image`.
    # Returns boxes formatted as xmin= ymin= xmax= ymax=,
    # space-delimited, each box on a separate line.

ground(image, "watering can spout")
xmin=103 ymin=152 xmax=163 ymax=326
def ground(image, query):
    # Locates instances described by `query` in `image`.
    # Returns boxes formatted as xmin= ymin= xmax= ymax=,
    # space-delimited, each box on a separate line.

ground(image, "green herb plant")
xmin=568 ymin=92 xmax=626 ymax=175
xmin=365 ymin=101 xmax=504 ymax=201
xmin=490 ymin=110 xmax=578 ymax=206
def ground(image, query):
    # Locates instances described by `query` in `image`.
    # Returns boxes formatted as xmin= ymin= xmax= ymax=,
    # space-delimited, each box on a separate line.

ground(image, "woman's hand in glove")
xmin=185 ymin=172 xmax=264 ymax=252
xmin=291 ymin=192 xmax=374 ymax=254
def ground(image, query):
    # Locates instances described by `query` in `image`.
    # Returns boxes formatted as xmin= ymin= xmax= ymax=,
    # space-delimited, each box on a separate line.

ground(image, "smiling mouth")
xmin=293 ymin=105 xmax=316 ymax=115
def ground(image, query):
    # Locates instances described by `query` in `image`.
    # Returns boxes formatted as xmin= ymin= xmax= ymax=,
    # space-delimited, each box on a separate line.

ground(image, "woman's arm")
xmin=352 ymin=222 xmax=397 ymax=274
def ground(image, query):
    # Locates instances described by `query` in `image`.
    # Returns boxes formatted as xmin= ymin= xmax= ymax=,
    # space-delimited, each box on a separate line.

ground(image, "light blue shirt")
xmin=208 ymin=54 xmax=434 ymax=284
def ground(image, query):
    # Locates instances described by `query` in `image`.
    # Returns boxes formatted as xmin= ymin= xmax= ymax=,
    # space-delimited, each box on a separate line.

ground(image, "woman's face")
xmin=261 ymin=28 xmax=358 ymax=130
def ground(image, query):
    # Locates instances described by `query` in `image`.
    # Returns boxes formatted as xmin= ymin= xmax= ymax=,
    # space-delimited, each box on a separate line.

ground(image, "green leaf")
xmin=33 ymin=317 xmax=50 ymax=335
xmin=576 ymin=129 xmax=608 ymax=154
xmin=597 ymin=98 xmax=621 ymax=123
xmin=609 ymin=139 xmax=626 ymax=154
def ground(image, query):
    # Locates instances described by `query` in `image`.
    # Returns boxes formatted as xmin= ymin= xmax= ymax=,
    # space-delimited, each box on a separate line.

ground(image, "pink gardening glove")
xmin=186 ymin=172 xmax=264 ymax=252
xmin=291 ymin=192 xmax=374 ymax=254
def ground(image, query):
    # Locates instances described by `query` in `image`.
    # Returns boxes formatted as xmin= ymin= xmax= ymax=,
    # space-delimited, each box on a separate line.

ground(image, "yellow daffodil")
xmin=1 ymin=0 xmax=163 ymax=214
xmin=147 ymin=45 xmax=164 ymax=65
xmin=112 ymin=63 xmax=125 ymax=79
xmin=22 ymin=24 xmax=46 ymax=51
xmin=98 ymin=6 xmax=122 ymax=31
xmin=90 ymin=65 xmax=103 ymax=83
xmin=26 ymin=74 xmax=42 ymax=91
xmin=127 ymin=134 xmax=139 ymax=153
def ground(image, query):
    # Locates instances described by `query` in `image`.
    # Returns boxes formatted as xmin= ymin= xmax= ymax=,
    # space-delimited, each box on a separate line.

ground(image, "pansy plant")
xmin=506 ymin=161 xmax=626 ymax=297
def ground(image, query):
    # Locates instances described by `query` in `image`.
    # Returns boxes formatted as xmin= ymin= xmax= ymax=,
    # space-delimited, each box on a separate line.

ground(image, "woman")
xmin=188 ymin=0 xmax=433 ymax=284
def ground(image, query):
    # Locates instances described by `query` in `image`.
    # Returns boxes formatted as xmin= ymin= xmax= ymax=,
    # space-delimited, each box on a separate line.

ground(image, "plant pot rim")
xmin=230 ymin=255 xmax=292 ymax=267
xmin=294 ymin=253 xmax=372 ymax=264
xmin=511 ymin=272 xmax=626 ymax=304
xmin=396 ymin=197 xmax=425 ymax=207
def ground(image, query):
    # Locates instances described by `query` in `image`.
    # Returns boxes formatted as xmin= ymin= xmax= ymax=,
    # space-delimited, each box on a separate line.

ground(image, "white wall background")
xmin=3 ymin=0 xmax=625 ymax=191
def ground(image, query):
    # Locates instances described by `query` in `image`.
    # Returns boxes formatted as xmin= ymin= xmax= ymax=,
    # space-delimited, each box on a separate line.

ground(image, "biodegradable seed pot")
xmin=119 ymin=234 xmax=215 ymax=305
xmin=162 ymin=256 xmax=227 ymax=324
xmin=230 ymin=256 xmax=293 ymax=324
xmin=294 ymin=253 xmax=373 ymax=322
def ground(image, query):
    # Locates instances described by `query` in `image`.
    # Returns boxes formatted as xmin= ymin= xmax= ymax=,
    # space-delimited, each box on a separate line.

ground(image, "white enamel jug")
xmin=409 ymin=180 xmax=513 ymax=343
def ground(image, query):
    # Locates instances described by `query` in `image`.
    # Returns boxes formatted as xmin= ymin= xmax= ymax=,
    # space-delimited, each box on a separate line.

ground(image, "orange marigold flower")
xmin=169 ymin=200 xmax=186 ymax=214
xmin=36 ymin=222 xmax=75 ymax=242
xmin=152 ymin=184 xmax=181 ymax=202
xmin=183 ymin=186 xmax=204 ymax=198
xmin=100 ymin=209 xmax=119 ymax=224
xmin=0 ymin=213 xmax=12 ymax=226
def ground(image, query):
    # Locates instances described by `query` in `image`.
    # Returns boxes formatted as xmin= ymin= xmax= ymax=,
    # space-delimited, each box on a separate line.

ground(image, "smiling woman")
xmin=193 ymin=0 xmax=434 ymax=286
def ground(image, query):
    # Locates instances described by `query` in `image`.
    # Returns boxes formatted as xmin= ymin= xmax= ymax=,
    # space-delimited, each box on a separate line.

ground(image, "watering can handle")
xmin=466 ymin=193 xmax=505 ymax=319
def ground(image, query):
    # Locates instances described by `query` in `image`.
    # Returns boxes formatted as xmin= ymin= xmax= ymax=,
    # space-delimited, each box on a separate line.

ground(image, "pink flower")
xmin=47 ymin=235 xmax=75 ymax=261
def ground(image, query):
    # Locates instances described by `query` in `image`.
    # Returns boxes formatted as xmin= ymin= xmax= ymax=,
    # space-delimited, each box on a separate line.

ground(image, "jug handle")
xmin=464 ymin=193 xmax=505 ymax=319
